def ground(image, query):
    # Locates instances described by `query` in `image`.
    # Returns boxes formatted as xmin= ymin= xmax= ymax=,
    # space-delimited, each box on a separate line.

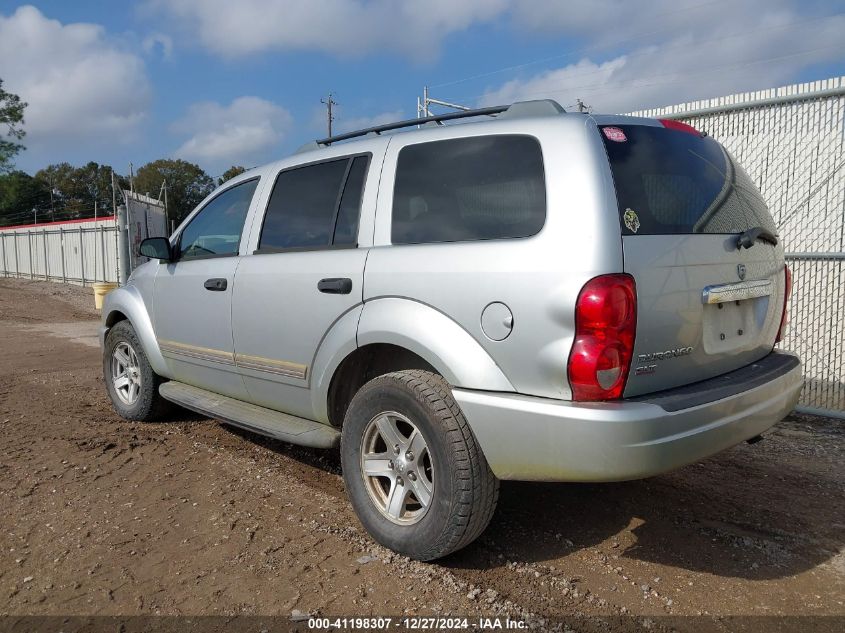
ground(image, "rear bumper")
xmin=453 ymin=351 xmax=802 ymax=482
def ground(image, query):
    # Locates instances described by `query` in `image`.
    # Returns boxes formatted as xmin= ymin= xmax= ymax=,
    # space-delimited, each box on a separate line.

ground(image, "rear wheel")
xmin=341 ymin=370 xmax=498 ymax=561
xmin=103 ymin=320 xmax=170 ymax=421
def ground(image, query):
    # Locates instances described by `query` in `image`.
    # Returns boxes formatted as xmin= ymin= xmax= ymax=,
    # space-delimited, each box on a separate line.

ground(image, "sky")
xmin=1 ymin=0 xmax=844 ymax=179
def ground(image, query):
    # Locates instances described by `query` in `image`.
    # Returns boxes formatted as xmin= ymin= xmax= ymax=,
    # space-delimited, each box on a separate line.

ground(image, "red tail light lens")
xmin=568 ymin=274 xmax=637 ymax=401
xmin=776 ymin=265 xmax=792 ymax=343
xmin=659 ymin=118 xmax=702 ymax=136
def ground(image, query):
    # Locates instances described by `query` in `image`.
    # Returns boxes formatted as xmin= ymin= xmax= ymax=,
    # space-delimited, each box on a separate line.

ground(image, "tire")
xmin=340 ymin=370 xmax=499 ymax=561
xmin=103 ymin=320 xmax=171 ymax=422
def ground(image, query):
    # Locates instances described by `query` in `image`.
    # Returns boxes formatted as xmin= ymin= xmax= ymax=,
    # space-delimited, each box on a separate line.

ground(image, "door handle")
xmin=318 ymin=278 xmax=352 ymax=294
xmin=204 ymin=278 xmax=228 ymax=291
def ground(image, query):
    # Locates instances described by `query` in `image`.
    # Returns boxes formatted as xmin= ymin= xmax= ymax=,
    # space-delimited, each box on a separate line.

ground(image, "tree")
xmin=35 ymin=162 xmax=127 ymax=220
xmin=218 ymin=165 xmax=246 ymax=185
xmin=0 ymin=171 xmax=50 ymax=226
xmin=134 ymin=159 xmax=214 ymax=224
xmin=0 ymin=79 xmax=27 ymax=174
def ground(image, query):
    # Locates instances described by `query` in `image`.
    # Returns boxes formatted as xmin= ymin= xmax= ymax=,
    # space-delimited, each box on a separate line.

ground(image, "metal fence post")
xmin=59 ymin=226 xmax=66 ymax=283
xmin=117 ymin=205 xmax=130 ymax=285
xmin=0 ymin=232 xmax=6 ymax=277
xmin=114 ymin=225 xmax=119 ymax=283
xmin=99 ymin=225 xmax=106 ymax=283
xmin=13 ymin=232 xmax=19 ymax=278
xmin=42 ymin=228 xmax=49 ymax=281
xmin=27 ymin=230 xmax=33 ymax=280
xmin=79 ymin=226 xmax=85 ymax=285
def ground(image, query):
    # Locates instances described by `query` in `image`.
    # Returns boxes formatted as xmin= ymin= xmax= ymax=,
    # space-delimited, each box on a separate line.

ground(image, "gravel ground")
xmin=0 ymin=279 xmax=843 ymax=632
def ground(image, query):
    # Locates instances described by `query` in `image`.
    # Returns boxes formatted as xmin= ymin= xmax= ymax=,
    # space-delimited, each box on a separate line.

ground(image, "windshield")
xmin=600 ymin=124 xmax=777 ymax=236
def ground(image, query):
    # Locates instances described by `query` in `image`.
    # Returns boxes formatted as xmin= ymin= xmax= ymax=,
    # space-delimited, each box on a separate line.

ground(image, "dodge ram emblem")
xmin=737 ymin=264 xmax=746 ymax=280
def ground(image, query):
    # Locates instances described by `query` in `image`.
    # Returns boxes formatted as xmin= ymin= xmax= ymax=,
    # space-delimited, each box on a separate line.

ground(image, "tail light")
xmin=568 ymin=274 xmax=637 ymax=401
xmin=775 ymin=265 xmax=792 ymax=343
xmin=659 ymin=119 xmax=702 ymax=136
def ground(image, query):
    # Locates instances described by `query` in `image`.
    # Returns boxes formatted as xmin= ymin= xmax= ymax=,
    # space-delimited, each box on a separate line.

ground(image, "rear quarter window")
xmin=600 ymin=124 xmax=777 ymax=236
xmin=391 ymin=135 xmax=546 ymax=245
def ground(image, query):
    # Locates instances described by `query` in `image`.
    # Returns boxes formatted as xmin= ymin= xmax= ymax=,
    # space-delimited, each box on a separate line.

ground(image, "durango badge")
xmin=623 ymin=208 xmax=640 ymax=233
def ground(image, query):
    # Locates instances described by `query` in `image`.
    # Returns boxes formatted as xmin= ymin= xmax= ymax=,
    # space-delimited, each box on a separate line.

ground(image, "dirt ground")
xmin=0 ymin=279 xmax=843 ymax=630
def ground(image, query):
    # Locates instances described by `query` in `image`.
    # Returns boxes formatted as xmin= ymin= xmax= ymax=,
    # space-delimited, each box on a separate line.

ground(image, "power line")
xmin=448 ymin=41 xmax=845 ymax=106
xmin=497 ymin=43 xmax=845 ymax=103
xmin=431 ymin=10 xmax=845 ymax=98
xmin=430 ymin=0 xmax=736 ymax=89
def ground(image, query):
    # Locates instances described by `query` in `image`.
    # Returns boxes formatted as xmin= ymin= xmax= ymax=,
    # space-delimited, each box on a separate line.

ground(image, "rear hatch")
xmin=598 ymin=120 xmax=788 ymax=397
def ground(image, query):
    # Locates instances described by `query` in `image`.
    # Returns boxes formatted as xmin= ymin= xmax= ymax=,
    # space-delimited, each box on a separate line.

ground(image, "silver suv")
xmin=101 ymin=100 xmax=802 ymax=561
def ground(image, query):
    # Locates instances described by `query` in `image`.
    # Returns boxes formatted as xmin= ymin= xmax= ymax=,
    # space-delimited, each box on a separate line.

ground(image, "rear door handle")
xmin=204 ymin=278 xmax=227 ymax=291
xmin=318 ymin=278 xmax=352 ymax=294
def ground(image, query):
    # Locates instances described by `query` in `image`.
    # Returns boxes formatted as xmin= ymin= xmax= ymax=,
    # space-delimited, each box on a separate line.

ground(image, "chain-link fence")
xmin=631 ymin=77 xmax=845 ymax=418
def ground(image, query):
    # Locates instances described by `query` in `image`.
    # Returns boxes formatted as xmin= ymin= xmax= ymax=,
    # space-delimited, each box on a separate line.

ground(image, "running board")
xmin=159 ymin=381 xmax=340 ymax=449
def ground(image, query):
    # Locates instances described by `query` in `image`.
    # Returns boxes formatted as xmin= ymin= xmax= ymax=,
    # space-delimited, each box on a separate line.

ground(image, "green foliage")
xmin=134 ymin=159 xmax=215 ymax=224
xmin=218 ymin=165 xmax=246 ymax=185
xmin=0 ymin=78 xmax=27 ymax=174
xmin=34 ymin=162 xmax=127 ymax=218
xmin=0 ymin=162 xmax=128 ymax=226
xmin=0 ymin=171 xmax=50 ymax=226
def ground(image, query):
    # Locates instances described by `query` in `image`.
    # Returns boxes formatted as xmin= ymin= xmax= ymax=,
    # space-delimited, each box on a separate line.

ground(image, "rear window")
xmin=392 ymin=135 xmax=545 ymax=245
xmin=600 ymin=124 xmax=777 ymax=236
xmin=258 ymin=154 xmax=369 ymax=251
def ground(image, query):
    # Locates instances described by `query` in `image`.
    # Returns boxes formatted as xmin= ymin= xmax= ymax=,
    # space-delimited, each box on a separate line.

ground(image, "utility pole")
xmin=321 ymin=93 xmax=337 ymax=137
xmin=111 ymin=168 xmax=118 ymax=218
xmin=417 ymin=86 xmax=470 ymax=119
xmin=163 ymin=180 xmax=170 ymax=236
xmin=48 ymin=175 xmax=55 ymax=222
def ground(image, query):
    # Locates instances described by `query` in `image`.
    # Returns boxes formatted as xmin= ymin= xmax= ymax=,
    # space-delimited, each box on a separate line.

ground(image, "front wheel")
xmin=103 ymin=320 xmax=170 ymax=421
xmin=341 ymin=370 xmax=499 ymax=561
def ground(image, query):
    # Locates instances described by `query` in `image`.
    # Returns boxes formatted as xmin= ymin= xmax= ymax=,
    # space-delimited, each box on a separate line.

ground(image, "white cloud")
xmin=144 ymin=0 xmax=507 ymax=61
xmin=172 ymin=97 xmax=293 ymax=172
xmin=478 ymin=1 xmax=845 ymax=113
xmin=0 ymin=5 xmax=151 ymax=144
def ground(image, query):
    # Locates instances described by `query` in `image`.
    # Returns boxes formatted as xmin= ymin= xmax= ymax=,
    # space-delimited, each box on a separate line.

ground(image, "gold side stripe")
xmin=158 ymin=339 xmax=235 ymax=365
xmin=158 ymin=339 xmax=307 ymax=379
xmin=234 ymin=353 xmax=308 ymax=380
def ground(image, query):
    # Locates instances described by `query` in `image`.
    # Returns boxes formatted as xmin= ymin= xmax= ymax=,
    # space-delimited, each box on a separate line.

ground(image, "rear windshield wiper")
xmin=736 ymin=226 xmax=778 ymax=249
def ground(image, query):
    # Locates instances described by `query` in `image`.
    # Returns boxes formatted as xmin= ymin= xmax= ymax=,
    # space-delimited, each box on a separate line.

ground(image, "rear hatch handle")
xmin=736 ymin=226 xmax=778 ymax=250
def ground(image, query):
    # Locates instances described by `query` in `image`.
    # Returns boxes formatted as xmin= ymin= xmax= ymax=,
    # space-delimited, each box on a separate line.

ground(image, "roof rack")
xmin=311 ymin=99 xmax=567 ymax=148
xmin=316 ymin=105 xmax=508 ymax=146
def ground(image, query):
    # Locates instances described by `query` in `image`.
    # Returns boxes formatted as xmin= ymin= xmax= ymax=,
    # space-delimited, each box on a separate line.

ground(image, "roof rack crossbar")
xmin=316 ymin=105 xmax=508 ymax=146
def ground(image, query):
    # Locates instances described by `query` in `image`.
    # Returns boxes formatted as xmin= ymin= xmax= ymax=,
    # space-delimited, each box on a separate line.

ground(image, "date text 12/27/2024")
xmin=307 ymin=617 xmax=527 ymax=630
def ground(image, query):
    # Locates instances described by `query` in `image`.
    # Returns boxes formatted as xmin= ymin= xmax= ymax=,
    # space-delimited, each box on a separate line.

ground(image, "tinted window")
xmin=260 ymin=156 xmax=369 ymax=251
xmin=392 ymin=135 xmax=546 ymax=244
xmin=179 ymin=178 xmax=258 ymax=260
xmin=601 ymin=125 xmax=777 ymax=235
xmin=333 ymin=156 xmax=368 ymax=245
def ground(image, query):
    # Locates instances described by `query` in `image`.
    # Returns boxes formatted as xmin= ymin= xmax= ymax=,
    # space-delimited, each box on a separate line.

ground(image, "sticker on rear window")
xmin=623 ymin=208 xmax=640 ymax=233
xmin=603 ymin=126 xmax=627 ymax=142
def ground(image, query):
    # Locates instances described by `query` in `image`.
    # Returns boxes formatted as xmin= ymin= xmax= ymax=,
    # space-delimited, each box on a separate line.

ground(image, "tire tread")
xmin=360 ymin=370 xmax=499 ymax=560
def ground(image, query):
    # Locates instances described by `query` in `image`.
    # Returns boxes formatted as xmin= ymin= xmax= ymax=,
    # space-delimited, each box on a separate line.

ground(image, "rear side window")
xmin=392 ymin=135 xmax=546 ymax=245
xmin=334 ymin=156 xmax=368 ymax=245
xmin=600 ymin=124 xmax=777 ymax=236
xmin=259 ymin=154 xmax=369 ymax=251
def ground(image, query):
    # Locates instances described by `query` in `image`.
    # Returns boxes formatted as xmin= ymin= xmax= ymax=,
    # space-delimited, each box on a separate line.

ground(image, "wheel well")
xmin=104 ymin=310 xmax=128 ymax=330
xmin=327 ymin=343 xmax=436 ymax=427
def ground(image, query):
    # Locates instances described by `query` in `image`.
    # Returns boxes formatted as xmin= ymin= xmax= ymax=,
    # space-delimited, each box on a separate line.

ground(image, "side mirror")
xmin=139 ymin=237 xmax=172 ymax=262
